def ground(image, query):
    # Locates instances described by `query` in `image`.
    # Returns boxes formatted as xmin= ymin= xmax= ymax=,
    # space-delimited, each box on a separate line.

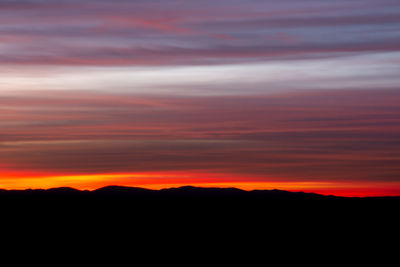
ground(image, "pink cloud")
xmin=0 ymin=1 xmax=398 ymax=66
xmin=1 ymin=89 xmax=400 ymax=184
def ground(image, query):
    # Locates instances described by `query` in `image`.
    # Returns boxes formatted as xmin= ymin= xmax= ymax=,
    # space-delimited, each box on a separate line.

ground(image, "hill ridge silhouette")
xmin=0 ymin=185 xmax=399 ymax=199
xmin=1 ymin=185 xmax=399 ymax=226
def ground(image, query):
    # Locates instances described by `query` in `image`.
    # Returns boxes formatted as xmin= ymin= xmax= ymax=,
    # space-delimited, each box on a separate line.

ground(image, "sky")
xmin=1 ymin=0 xmax=400 ymax=196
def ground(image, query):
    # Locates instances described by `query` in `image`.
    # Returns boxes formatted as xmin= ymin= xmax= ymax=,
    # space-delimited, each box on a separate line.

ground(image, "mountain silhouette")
xmin=0 ymin=185 xmax=398 ymax=207
xmin=1 ymin=185 xmax=398 ymax=199
xmin=1 ymin=185 xmax=398 ymax=237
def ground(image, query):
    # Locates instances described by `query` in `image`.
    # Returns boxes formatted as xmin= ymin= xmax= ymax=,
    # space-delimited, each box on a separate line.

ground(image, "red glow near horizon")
xmin=0 ymin=171 xmax=399 ymax=197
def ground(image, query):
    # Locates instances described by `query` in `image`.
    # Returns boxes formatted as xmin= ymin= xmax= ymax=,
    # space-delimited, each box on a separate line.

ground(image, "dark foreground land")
xmin=1 ymin=186 xmax=399 ymax=245
xmin=1 ymin=185 xmax=399 ymax=216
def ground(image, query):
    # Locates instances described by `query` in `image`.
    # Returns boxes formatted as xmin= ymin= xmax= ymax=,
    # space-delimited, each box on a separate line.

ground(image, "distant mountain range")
xmin=1 ymin=186 xmax=398 ymax=231
xmin=1 ymin=185 xmax=399 ymax=200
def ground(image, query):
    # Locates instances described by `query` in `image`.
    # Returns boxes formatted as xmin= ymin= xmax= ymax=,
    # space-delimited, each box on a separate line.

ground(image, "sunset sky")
xmin=1 ymin=0 xmax=400 ymax=196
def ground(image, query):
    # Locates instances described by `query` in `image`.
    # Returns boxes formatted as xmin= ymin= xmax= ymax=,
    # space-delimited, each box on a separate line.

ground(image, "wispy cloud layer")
xmin=1 ymin=1 xmax=399 ymax=195
xmin=1 ymin=89 xmax=399 ymax=184
xmin=0 ymin=0 xmax=399 ymax=66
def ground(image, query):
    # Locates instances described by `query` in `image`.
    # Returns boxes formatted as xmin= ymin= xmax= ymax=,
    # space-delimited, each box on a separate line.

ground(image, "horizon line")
xmin=1 ymin=184 xmax=400 ymax=198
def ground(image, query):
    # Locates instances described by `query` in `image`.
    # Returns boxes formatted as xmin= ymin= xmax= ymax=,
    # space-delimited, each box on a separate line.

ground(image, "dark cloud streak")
xmin=0 ymin=0 xmax=399 ymax=66
xmin=1 ymin=89 xmax=400 ymax=182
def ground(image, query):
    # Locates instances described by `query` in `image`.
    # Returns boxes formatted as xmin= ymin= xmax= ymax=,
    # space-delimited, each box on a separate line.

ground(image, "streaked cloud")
xmin=0 ymin=0 xmax=399 ymax=67
xmin=1 ymin=0 xmax=399 ymax=195
xmin=1 ymin=89 xmax=399 ymax=186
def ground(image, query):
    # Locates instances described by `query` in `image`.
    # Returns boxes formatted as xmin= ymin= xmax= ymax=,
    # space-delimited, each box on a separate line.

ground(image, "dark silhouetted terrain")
xmin=1 ymin=185 xmax=399 ymax=215
xmin=1 ymin=185 xmax=399 ymax=202
xmin=1 ymin=186 xmax=399 ymax=244
xmin=0 ymin=185 xmax=393 ymax=200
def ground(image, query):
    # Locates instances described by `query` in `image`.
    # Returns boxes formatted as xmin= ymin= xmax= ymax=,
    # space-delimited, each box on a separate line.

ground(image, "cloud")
xmin=1 ymin=89 xmax=400 ymax=182
xmin=0 ymin=0 xmax=399 ymax=66
xmin=1 ymin=1 xmax=400 ymax=194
